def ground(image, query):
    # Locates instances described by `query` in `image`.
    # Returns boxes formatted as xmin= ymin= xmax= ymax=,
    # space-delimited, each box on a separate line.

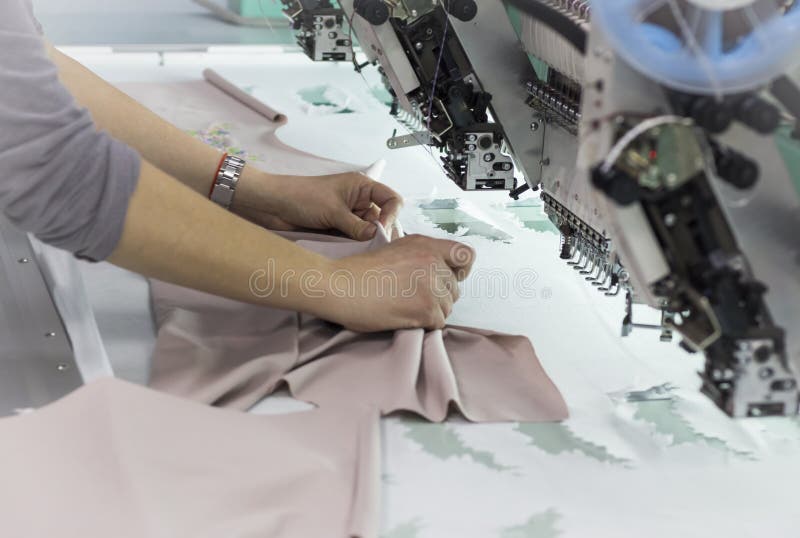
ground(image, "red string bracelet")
xmin=209 ymin=153 xmax=229 ymax=198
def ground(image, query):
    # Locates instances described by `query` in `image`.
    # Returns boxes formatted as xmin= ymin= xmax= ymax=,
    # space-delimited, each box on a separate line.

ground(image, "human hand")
xmin=233 ymin=170 xmax=403 ymax=239
xmin=312 ymin=235 xmax=476 ymax=332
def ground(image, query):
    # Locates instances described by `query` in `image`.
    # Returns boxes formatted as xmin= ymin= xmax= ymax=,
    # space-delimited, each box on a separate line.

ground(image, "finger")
xmin=433 ymin=261 xmax=460 ymax=303
xmin=428 ymin=260 xmax=451 ymax=300
xmin=427 ymin=306 xmax=447 ymax=331
xmin=414 ymin=237 xmax=476 ymax=276
xmin=453 ymin=265 xmax=471 ymax=283
xmin=439 ymin=293 xmax=454 ymax=319
xmin=440 ymin=298 xmax=452 ymax=326
xmin=445 ymin=242 xmax=476 ymax=275
xmin=356 ymin=203 xmax=382 ymax=224
xmin=378 ymin=199 xmax=402 ymax=231
xmin=447 ymin=273 xmax=461 ymax=303
xmin=335 ymin=210 xmax=378 ymax=241
xmin=369 ymin=183 xmax=403 ymax=228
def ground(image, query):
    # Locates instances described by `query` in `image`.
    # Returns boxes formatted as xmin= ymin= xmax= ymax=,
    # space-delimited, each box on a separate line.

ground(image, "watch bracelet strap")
xmin=209 ymin=154 xmax=246 ymax=210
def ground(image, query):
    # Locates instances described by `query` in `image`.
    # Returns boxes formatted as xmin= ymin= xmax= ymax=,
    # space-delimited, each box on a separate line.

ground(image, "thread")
xmin=520 ymin=9 xmax=588 ymax=83
xmin=426 ymin=4 xmax=451 ymax=132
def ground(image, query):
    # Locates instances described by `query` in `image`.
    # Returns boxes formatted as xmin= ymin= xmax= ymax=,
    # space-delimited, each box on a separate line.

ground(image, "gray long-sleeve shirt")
xmin=0 ymin=0 xmax=141 ymax=261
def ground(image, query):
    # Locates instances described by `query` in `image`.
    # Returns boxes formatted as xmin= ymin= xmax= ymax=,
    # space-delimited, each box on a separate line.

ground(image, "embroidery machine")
xmin=0 ymin=4 xmax=797 ymax=533
xmin=281 ymin=0 xmax=800 ymax=417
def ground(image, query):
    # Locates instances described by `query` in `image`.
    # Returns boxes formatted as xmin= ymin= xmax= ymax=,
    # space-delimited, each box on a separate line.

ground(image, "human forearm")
xmin=108 ymin=160 xmax=334 ymax=313
xmin=108 ymin=160 xmax=476 ymax=332
xmin=48 ymin=46 xmax=249 ymax=196
xmin=22 ymin=45 xmax=473 ymax=332
xmin=49 ymin=46 xmax=294 ymax=218
xmin=46 ymin=46 xmax=407 ymax=240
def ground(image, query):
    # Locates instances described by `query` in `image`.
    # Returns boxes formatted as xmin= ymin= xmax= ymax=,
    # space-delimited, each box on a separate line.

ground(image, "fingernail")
xmin=363 ymin=223 xmax=377 ymax=239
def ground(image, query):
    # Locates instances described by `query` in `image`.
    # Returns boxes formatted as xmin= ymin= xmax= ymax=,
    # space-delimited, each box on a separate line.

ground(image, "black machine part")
xmin=669 ymin=91 xmax=782 ymax=135
xmin=386 ymin=4 xmax=518 ymax=191
xmin=354 ymin=0 xmax=477 ymax=25
xmin=591 ymin=119 xmax=799 ymax=416
xmin=353 ymin=0 xmax=390 ymax=25
xmin=444 ymin=0 xmax=478 ymax=22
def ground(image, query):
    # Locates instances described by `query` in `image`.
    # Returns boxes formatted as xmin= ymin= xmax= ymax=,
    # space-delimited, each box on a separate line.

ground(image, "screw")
xmin=530 ymin=122 xmax=540 ymax=132
xmin=56 ymin=364 xmax=70 ymax=372
xmin=45 ymin=332 xmax=56 ymax=338
xmin=540 ymin=158 xmax=551 ymax=166
xmin=781 ymin=379 xmax=798 ymax=390
xmin=18 ymin=258 xmax=30 ymax=264
xmin=754 ymin=345 xmax=772 ymax=363
xmin=729 ymin=257 xmax=744 ymax=272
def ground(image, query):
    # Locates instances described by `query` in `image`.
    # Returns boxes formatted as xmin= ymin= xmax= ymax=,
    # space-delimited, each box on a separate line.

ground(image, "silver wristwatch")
xmin=209 ymin=155 xmax=246 ymax=210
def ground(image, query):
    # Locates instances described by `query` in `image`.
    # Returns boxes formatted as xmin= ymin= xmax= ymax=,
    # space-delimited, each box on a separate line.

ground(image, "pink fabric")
xmin=149 ymin=228 xmax=568 ymax=423
xmin=0 ymin=79 xmax=565 ymax=538
xmin=0 ymin=378 xmax=380 ymax=538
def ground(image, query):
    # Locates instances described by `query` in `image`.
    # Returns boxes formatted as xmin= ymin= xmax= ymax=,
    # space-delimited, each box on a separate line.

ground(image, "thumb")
xmin=337 ymin=211 xmax=377 ymax=241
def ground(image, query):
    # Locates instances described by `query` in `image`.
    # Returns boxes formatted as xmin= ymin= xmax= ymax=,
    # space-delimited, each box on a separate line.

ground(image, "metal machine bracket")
xmin=0 ymin=216 xmax=82 ymax=416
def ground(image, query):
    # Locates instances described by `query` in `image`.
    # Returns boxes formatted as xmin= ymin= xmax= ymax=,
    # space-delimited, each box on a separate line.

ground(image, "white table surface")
xmin=65 ymin=47 xmax=800 ymax=538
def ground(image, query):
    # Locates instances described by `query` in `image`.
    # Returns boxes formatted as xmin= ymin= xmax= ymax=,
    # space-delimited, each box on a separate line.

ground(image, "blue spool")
xmin=591 ymin=1 xmax=800 ymax=95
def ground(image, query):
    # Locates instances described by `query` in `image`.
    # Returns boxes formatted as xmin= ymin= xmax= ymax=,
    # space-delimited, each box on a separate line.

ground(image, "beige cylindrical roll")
xmin=519 ymin=12 xmax=588 ymax=84
xmin=203 ymin=68 xmax=287 ymax=123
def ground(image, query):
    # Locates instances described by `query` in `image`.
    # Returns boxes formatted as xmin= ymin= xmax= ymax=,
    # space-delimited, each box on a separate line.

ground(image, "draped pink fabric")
xmin=149 ymin=227 xmax=568 ymax=422
xmin=0 ymin=228 xmax=567 ymax=538
xmin=0 ymin=76 xmax=566 ymax=538
xmin=0 ymin=379 xmax=381 ymax=538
